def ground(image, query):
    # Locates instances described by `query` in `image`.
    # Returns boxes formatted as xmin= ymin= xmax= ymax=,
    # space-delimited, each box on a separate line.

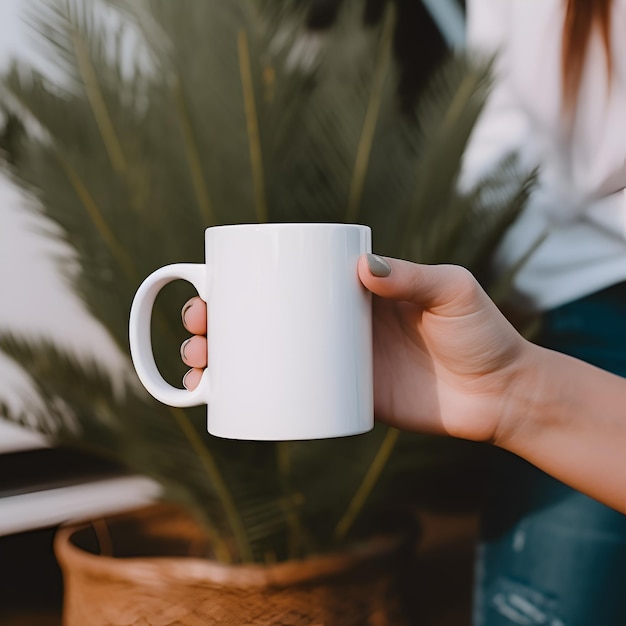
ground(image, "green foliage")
xmin=0 ymin=0 xmax=534 ymax=563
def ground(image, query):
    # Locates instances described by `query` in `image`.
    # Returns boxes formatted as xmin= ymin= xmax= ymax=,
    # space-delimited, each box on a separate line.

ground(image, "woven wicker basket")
xmin=54 ymin=505 xmax=413 ymax=625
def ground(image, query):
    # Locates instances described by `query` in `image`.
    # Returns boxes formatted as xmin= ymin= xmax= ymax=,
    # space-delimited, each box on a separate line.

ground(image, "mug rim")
xmin=204 ymin=223 xmax=370 ymax=233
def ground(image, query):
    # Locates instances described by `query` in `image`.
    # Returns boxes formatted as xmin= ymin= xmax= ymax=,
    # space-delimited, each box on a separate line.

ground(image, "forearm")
xmin=498 ymin=343 xmax=626 ymax=514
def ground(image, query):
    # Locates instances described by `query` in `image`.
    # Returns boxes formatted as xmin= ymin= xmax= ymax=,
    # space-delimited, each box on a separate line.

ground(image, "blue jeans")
xmin=473 ymin=282 xmax=626 ymax=626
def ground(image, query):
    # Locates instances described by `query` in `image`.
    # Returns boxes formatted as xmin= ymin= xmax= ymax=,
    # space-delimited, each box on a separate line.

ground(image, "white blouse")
xmin=462 ymin=0 xmax=626 ymax=310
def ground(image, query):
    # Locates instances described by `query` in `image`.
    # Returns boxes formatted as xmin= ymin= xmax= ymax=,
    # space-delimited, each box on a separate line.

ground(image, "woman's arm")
xmin=180 ymin=255 xmax=626 ymax=514
xmin=498 ymin=344 xmax=626 ymax=514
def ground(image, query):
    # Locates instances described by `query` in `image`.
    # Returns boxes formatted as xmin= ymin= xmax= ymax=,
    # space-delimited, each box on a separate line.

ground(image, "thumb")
xmin=358 ymin=254 xmax=485 ymax=317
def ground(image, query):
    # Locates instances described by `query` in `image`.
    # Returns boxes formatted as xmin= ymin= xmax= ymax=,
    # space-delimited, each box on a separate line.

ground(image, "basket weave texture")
xmin=54 ymin=505 xmax=411 ymax=626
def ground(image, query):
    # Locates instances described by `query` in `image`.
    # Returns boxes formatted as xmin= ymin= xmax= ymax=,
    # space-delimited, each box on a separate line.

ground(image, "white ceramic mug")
xmin=129 ymin=223 xmax=374 ymax=440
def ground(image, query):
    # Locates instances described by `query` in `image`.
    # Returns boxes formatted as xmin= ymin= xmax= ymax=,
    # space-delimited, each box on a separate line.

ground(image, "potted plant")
xmin=0 ymin=0 xmax=534 ymax=624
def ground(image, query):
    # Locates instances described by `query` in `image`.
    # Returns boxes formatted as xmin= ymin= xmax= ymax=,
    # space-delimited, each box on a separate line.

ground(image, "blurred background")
xmin=0 ymin=2 xmax=477 ymax=625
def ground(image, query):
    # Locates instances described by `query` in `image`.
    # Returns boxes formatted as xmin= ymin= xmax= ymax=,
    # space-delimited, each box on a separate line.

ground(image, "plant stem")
xmin=71 ymin=31 xmax=127 ymax=175
xmin=238 ymin=29 xmax=268 ymax=224
xmin=345 ymin=6 xmax=394 ymax=224
xmin=168 ymin=406 xmax=252 ymax=562
xmin=277 ymin=442 xmax=303 ymax=559
xmin=333 ymin=427 xmax=399 ymax=541
xmin=441 ymin=73 xmax=478 ymax=136
xmin=58 ymin=154 xmax=138 ymax=283
xmin=58 ymin=155 xmax=244 ymax=559
xmin=173 ymin=77 xmax=215 ymax=226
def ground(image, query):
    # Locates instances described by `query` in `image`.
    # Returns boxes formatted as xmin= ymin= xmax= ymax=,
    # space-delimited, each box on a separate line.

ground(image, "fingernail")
xmin=180 ymin=338 xmax=191 ymax=360
xmin=182 ymin=369 xmax=192 ymax=390
xmin=182 ymin=301 xmax=194 ymax=324
xmin=366 ymin=253 xmax=391 ymax=277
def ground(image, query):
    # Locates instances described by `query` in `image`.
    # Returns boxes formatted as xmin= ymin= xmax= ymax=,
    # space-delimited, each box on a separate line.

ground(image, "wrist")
xmin=492 ymin=341 xmax=561 ymax=452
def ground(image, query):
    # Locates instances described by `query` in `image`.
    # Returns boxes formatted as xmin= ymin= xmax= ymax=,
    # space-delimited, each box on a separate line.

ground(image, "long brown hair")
xmin=561 ymin=0 xmax=613 ymax=112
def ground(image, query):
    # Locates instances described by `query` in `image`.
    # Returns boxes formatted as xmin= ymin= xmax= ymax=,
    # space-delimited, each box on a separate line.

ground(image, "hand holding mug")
xmin=180 ymin=254 xmax=530 ymax=446
xmin=136 ymin=243 xmax=626 ymax=515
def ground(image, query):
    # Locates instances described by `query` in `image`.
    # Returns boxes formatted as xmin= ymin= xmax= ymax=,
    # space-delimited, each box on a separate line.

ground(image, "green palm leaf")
xmin=0 ymin=0 xmax=536 ymax=563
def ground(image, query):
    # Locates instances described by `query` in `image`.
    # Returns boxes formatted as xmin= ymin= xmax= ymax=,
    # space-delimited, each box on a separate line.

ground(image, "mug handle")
xmin=129 ymin=263 xmax=210 ymax=407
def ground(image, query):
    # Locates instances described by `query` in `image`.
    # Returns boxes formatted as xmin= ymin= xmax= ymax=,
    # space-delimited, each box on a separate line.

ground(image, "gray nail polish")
xmin=182 ymin=301 xmax=194 ymax=324
xmin=182 ymin=369 xmax=192 ymax=390
xmin=366 ymin=253 xmax=391 ymax=277
xmin=180 ymin=338 xmax=191 ymax=360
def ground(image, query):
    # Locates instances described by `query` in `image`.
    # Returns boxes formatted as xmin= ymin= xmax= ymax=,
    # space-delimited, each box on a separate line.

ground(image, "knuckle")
xmin=447 ymin=264 xmax=478 ymax=295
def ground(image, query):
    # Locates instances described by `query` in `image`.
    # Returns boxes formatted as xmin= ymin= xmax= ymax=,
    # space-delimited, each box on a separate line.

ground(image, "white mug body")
xmin=129 ymin=223 xmax=373 ymax=441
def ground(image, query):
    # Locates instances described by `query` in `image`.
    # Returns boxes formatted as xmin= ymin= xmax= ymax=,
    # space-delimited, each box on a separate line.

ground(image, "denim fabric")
xmin=473 ymin=283 xmax=626 ymax=626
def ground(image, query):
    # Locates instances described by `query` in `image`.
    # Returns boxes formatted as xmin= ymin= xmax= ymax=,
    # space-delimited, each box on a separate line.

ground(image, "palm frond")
xmin=400 ymin=54 xmax=494 ymax=260
xmin=0 ymin=0 xmax=536 ymax=563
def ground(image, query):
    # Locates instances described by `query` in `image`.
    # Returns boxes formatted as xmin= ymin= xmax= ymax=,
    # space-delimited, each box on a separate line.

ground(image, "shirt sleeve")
xmin=459 ymin=0 xmax=536 ymax=190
